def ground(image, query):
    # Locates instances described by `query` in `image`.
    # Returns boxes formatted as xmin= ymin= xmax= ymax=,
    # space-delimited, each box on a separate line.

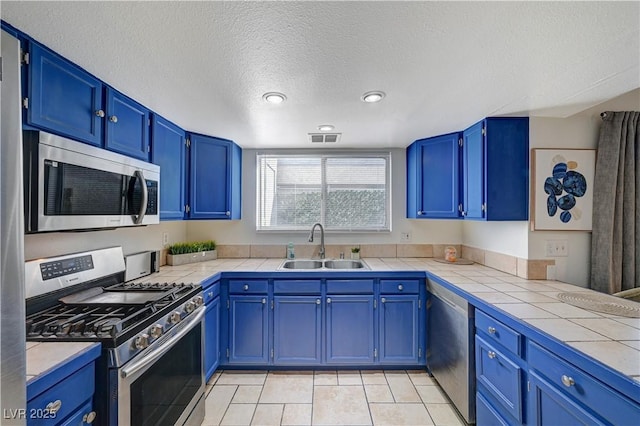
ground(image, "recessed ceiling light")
xmin=263 ymin=92 xmax=287 ymax=104
xmin=318 ymin=124 xmax=335 ymax=132
xmin=361 ymin=91 xmax=385 ymax=103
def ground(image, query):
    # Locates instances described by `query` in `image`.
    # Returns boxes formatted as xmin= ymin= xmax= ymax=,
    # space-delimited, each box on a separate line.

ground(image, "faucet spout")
xmin=308 ymin=223 xmax=325 ymax=259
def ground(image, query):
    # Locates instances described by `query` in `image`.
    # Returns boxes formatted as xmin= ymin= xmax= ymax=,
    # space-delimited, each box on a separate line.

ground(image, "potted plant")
xmin=166 ymin=240 xmax=217 ymax=266
xmin=350 ymin=246 xmax=361 ymax=260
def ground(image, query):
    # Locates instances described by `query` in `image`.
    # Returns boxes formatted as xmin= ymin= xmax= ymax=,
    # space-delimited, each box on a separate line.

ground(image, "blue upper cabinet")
xmin=27 ymin=40 xmax=150 ymax=161
xmin=188 ymin=133 xmax=242 ymax=219
xmin=151 ymin=114 xmax=186 ymax=220
xmin=462 ymin=117 xmax=529 ymax=221
xmin=407 ymin=132 xmax=462 ymax=219
xmin=105 ymin=88 xmax=150 ymax=161
xmin=27 ymin=41 xmax=104 ymax=146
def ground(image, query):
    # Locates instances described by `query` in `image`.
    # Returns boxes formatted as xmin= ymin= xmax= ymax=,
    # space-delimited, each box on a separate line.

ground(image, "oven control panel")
xmin=40 ymin=255 xmax=94 ymax=280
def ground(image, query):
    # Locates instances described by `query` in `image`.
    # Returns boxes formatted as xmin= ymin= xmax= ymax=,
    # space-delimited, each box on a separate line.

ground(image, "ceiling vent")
xmin=309 ymin=133 xmax=341 ymax=143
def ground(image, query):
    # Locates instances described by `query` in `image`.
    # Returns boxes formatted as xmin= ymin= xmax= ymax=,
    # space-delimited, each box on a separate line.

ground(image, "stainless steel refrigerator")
xmin=1 ymin=28 xmax=26 ymax=423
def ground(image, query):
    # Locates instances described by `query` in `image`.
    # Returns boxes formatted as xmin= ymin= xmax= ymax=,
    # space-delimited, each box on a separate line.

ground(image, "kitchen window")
xmin=257 ymin=153 xmax=391 ymax=232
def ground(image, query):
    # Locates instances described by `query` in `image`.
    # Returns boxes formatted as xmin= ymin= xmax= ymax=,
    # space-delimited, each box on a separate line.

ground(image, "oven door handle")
xmin=120 ymin=308 xmax=204 ymax=379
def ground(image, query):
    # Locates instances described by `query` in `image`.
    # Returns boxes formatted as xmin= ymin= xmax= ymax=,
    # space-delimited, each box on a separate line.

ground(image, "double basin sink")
xmin=279 ymin=259 xmax=369 ymax=270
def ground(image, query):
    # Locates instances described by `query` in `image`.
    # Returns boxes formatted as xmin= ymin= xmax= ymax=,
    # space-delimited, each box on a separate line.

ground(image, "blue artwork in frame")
xmin=532 ymin=149 xmax=596 ymax=231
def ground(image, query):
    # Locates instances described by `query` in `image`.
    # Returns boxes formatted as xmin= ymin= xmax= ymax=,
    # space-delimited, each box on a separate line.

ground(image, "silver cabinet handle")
xmin=488 ymin=351 xmax=496 ymax=359
xmin=95 ymin=109 xmax=105 ymax=117
xmin=262 ymin=298 xmax=266 ymax=304
xmin=109 ymin=115 xmax=118 ymax=123
xmin=83 ymin=411 xmax=97 ymax=424
xmin=316 ymin=299 xmax=321 ymax=305
xmin=488 ymin=326 xmax=496 ymax=334
xmin=381 ymin=297 xmax=386 ymax=304
xmin=327 ymin=297 xmax=332 ymax=304
xmin=561 ymin=375 xmax=575 ymax=387
xmin=398 ymin=284 xmax=403 ymax=291
xmin=226 ymin=211 xmax=231 ymax=216
xmin=208 ymin=291 xmax=213 ymax=298
xmin=243 ymin=284 xmax=249 ymax=291
xmin=417 ymin=211 xmax=423 ymax=215
xmin=46 ymin=399 xmax=62 ymax=414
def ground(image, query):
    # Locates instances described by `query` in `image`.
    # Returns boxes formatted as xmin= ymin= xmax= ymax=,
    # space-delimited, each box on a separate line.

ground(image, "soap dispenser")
xmin=287 ymin=242 xmax=295 ymax=259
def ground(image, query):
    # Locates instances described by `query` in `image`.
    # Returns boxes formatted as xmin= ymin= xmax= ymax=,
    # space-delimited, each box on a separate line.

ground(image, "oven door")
xmin=117 ymin=308 xmax=205 ymax=426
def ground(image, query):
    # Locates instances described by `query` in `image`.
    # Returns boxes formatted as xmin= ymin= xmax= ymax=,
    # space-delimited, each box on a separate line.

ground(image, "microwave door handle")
xmin=132 ymin=170 xmax=148 ymax=224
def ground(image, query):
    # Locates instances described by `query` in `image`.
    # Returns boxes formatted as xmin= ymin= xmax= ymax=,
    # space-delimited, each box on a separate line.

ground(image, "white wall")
xmin=461 ymin=89 xmax=640 ymax=287
xmin=24 ymin=221 xmax=186 ymax=260
xmin=187 ymin=148 xmax=463 ymax=245
xmin=528 ymin=88 xmax=640 ymax=286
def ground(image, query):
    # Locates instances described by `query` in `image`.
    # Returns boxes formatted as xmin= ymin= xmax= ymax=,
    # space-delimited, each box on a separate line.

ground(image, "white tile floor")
xmin=202 ymin=370 xmax=465 ymax=426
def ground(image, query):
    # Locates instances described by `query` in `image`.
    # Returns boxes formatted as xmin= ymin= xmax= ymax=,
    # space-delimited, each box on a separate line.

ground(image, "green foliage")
xmin=168 ymin=240 xmax=216 ymax=255
xmin=351 ymin=246 xmax=360 ymax=253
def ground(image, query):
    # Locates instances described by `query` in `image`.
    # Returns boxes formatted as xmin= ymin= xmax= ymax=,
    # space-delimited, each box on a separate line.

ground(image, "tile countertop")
xmin=25 ymin=256 xmax=638 ymax=403
xmin=145 ymin=257 xmax=640 ymax=385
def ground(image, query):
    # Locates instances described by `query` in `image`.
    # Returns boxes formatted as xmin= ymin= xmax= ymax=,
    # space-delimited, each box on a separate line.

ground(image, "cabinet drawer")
xmin=476 ymin=310 xmax=521 ymax=356
xmin=380 ymin=279 xmax=419 ymax=294
xmin=475 ymin=335 xmax=523 ymax=422
xmin=27 ymin=362 xmax=95 ymax=425
xmin=528 ymin=341 xmax=640 ymax=425
xmin=229 ymin=280 xmax=268 ymax=294
xmin=476 ymin=392 xmax=509 ymax=426
xmin=274 ymin=280 xmax=321 ymax=294
xmin=326 ymin=279 xmax=374 ymax=294
xmin=203 ymin=282 xmax=220 ymax=304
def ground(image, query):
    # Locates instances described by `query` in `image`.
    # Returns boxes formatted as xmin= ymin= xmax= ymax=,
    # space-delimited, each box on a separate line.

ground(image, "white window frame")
xmin=256 ymin=152 xmax=392 ymax=232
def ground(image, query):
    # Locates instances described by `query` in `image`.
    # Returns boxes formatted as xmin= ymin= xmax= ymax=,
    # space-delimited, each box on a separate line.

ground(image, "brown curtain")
xmin=590 ymin=111 xmax=640 ymax=293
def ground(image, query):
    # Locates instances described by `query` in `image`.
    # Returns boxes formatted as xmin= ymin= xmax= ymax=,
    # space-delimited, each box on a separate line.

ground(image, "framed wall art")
xmin=531 ymin=149 xmax=596 ymax=231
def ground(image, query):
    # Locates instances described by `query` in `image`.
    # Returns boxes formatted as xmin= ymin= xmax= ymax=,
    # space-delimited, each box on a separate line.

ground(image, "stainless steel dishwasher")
xmin=427 ymin=277 xmax=475 ymax=424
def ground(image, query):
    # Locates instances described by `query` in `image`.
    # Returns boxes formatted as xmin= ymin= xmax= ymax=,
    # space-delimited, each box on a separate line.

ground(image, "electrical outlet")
xmin=162 ymin=232 xmax=169 ymax=246
xmin=546 ymin=265 xmax=557 ymax=280
xmin=545 ymin=240 xmax=568 ymax=257
xmin=400 ymin=232 xmax=411 ymax=241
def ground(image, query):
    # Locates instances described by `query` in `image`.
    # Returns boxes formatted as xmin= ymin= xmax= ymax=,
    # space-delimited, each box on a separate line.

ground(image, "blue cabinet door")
xmin=325 ymin=295 xmax=375 ymax=364
xmin=188 ymin=134 xmax=242 ymax=219
xmin=205 ymin=296 xmax=220 ymax=382
xmin=379 ymin=295 xmax=419 ymax=364
xmin=462 ymin=118 xmax=529 ymax=221
xmin=104 ymin=87 xmax=150 ymax=161
xmin=28 ymin=42 xmax=103 ymax=146
xmin=151 ymin=114 xmax=186 ymax=220
xmin=407 ymin=133 xmax=462 ymax=219
xmin=273 ymin=296 xmax=322 ymax=365
xmin=463 ymin=121 xmax=485 ymax=219
xmin=528 ymin=371 xmax=604 ymax=426
xmin=228 ymin=295 xmax=269 ymax=364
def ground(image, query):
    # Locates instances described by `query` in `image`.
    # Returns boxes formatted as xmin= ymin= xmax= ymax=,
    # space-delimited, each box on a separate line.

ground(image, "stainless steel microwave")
xmin=23 ymin=131 xmax=159 ymax=233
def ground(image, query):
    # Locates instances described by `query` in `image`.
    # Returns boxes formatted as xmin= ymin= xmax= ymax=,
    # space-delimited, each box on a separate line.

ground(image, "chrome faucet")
xmin=308 ymin=223 xmax=325 ymax=259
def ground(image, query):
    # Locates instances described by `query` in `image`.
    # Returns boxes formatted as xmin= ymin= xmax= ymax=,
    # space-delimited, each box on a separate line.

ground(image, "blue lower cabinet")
xmin=475 ymin=335 xmax=523 ymax=423
xmin=27 ymin=362 xmax=95 ymax=426
xmin=57 ymin=400 xmax=94 ymax=426
xmin=273 ymin=296 xmax=322 ymax=365
xmin=528 ymin=371 xmax=604 ymax=426
xmin=379 ymin=295 xmax=419 ymax=364
xmin=228 ymin=295 xmax=269 ymax=364
xmin=325 ymin=295 xmax=375 ymax=364
xmin=476 ymin=392 xmax=509 ymax=426
xmin=204 ymin=296 xmax=220 ymax=382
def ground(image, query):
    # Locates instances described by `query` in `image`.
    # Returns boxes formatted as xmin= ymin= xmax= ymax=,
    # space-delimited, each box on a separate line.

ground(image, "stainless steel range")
xmin=25 ymin=247 xmax=205 ymax=426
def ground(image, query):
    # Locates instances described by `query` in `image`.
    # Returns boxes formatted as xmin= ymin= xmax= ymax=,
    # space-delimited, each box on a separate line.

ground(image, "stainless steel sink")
xmin=280 ymin=260 xmax=323 ymax=269
xmin=278 ymin=259 xmax=369 ymax=270
xmin=323 ymin=260 xmax=366 ymax=269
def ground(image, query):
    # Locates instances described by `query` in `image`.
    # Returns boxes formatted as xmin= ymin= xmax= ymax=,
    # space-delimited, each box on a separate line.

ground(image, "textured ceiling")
xmin=2 ymin=1 xmax=639 ymax=148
